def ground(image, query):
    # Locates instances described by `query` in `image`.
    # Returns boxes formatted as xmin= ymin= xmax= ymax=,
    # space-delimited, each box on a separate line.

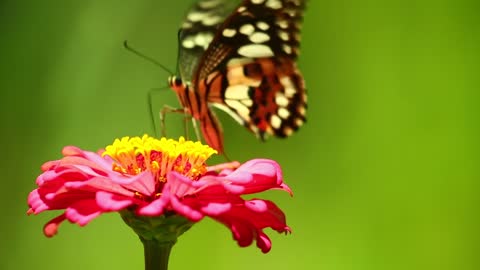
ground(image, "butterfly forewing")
xmin=178 ymin=0 xmax=242 ymax=81
xmin=195 ymin=0 xmax=307 ymax=139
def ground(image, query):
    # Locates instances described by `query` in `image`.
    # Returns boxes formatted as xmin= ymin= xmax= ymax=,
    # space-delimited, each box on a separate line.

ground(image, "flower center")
xmin=102 ymin=135 xmax=217 ymax=182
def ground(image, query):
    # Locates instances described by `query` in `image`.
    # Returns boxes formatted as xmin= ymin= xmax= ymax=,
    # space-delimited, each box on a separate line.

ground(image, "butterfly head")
xmin=168 ymin=76 xmax=185 ymax=90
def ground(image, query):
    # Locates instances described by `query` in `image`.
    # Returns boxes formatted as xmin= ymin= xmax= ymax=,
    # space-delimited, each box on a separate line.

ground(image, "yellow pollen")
xmin=102 ymin=135 xmax=217 ymax=182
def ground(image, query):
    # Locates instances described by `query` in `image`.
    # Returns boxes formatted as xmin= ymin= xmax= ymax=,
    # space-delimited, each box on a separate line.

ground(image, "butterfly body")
xmin=169 ymin=0 xmax=307 ymax=153
xmin=169 ymin=76 xmax=225 ymax=152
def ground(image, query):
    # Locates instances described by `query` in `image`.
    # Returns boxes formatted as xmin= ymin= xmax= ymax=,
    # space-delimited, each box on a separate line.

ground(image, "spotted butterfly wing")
xmin=171 ymin=0 xmax=307 ymax=153
xmin=177 ymin=0 xmax=242 ymax=81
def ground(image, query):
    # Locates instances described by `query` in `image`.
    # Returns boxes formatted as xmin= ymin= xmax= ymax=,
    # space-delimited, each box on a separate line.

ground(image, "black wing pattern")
xmin=177 ymin=0 xmax=242 ymax=81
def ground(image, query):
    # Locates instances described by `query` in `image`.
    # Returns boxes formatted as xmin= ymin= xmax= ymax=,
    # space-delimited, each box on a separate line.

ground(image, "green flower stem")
xmin=120 ymin=210 xmax=195 ymax=270
xmin=141 ymin=238 xmax=174 ymax=270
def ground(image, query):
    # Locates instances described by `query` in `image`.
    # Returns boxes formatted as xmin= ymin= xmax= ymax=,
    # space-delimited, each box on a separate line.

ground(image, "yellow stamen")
xmin=103 ymin=135 xmax=217 ymax=182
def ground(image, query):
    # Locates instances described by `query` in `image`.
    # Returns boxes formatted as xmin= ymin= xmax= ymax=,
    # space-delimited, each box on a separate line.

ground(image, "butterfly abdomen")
xmin=168 ymin=75 xmax=225 ymax=153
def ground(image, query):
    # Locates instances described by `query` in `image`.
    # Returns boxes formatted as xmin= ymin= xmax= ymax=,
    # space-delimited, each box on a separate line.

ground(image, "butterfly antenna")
xmin=123 ymin=40 xmax=174 ymax=76
xmin=147 ymin=88 xmax=160 ymax=137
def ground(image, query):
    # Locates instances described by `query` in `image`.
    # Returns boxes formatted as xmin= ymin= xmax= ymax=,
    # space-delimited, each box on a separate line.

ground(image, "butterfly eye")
xmin=169 ymin=76 xmax=183 ymax=87
xmin=175 ymin=77 xmax=183 ymax=86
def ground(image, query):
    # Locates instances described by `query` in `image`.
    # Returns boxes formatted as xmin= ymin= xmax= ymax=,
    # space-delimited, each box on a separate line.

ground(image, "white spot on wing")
xmin=182 ymin=22 xmax=193 ymax=28
xmin=278 ymin=107 xmax=291 ymax=119
xmin=286 ymin=10 xmax=297 ymax=17
xmin=202 ymin=16 xmax=222 ymax=26
xmin=223 ymin=28 xmax=237 ymax=38
xmin=276 ymin=20 xmax=289 ymax=29
xmin=227 ymin=57 xmax=254 ymax=66
xmin=280 ymin=77 xmax=297 ymax=97
xmin=194 ymin=33 xmax=214 ymax=49
xmin=238 ymin=44 xmax=274 ymax=58
xmin=225 ymin=85 xmax=250 ymax=100
xmin=275 ymin=93 xmax=289 ymax=107
xmin=225 ymin=99 xmax=251 ymax=121
xmin=239 ymin=24 xmax=255 ymax=36
xmin=252 ymin=0 xmax=265 ymax=4
xmin=298 ymin=106 xmax=306 ymax=116
xmin=256 ymin=21 xmax=270 ymax=31
xmin=266 ymin=0 xmax=282 ymax=9
xmin=187 ymin=11 xmax=207 ymax=22
xmin=182 ymin=39 xmax=195 ymax=49
xmin=278 ymin=30 xmax=289 ymax=41
xmin=283 ymin=44 xmax=293 ymax=54
xmin=283 ymin=127 xmax=294 ymax=136
xmin=295 ymin=118 xmax=304 ymax=126
xmin=212 ymin=103 xmax=246 ymax=126
xmin=242 ymin=99 xmax=253 ymax=107
xmin=249 ymin=32 xmax=270 ymax=43
xmin=285 ymin=86 xmax=296 ymax=97
xmin=281 ymin=77 xmax=294 ymax=88
xmin=270 ymin=115 xmax=282 ymax=129
xmin=198 ymin=0 xmax=221 ymax=9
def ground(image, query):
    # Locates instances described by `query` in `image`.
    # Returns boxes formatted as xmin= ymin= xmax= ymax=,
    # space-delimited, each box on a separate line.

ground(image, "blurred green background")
xmin=1 ymin=0 xmax=478 ymax=269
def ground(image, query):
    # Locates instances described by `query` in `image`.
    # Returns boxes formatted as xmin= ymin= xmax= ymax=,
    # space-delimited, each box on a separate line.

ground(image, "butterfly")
xmin=168 ymin=0 xmax=307 ymax=154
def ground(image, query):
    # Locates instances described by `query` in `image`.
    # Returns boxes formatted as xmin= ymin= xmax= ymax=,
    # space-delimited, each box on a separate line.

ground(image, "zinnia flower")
xmin=28 ymin=135 xmax=292 ymax=253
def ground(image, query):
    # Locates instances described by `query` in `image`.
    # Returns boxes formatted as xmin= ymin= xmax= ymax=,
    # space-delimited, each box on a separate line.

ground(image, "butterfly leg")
xmin=191 ymin=118 xmax=201 ymax=142
xmin=159 ymin=105 xmax=186 ymax=137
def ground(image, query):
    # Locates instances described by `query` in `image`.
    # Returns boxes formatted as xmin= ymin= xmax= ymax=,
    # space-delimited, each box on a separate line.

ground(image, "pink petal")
xmin=245 ymin=199 xmax=268 ymax=212
xmin=165 ymin=172 xmax=199 ymax=197
xmin=170 ymin=194 xmax=204 ymax=221
xmin=208 ymin=199 xmax=290 ymax=253
xmin=65 ymin=199 xmax=102 ymax=226
xmin=200 ymin=202 xmax=231 ymax=216
xmin=108 ymin=171 xmax=155 ymax=195
xmin=137 ymin=197 xmax=168 ymax=216
xmin=256 ymin=231 xmax=272 ymax=253
xmin=96 ymin=191 xmax=134 ymax=211
xmin=231 ymin=221 xmax=254 ymax=247
xmin=202 ymin=159 xmax=290 ymax=196
xmin=227 ymin=159 xmax=280 ymax=184
xmin=27 ymin=189 xmax=49 ymax=214
xmin=62 ymin=146 xmax=113 ymax=170
xmin=65 ymin=176 xmax=133 ymax=197
xmin=43 ymin=213 xmax=67 ymax=237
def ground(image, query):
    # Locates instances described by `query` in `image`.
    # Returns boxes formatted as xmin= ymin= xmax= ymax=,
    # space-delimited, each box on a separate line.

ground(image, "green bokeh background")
xmin=1 ymin=0 xmax=478 ymax=269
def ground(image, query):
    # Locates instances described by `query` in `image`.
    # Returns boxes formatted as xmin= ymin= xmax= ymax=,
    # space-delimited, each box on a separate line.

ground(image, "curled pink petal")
xmin=256 ymin=231 xmax=272 ymax=253
xmin=43 ymin=213 xmax=67 ymax=237
xmin=65 ymin=199 xmax=102 ymax=226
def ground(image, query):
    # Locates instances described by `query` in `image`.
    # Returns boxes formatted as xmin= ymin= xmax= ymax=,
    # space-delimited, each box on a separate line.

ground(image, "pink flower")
xmin=28 ymin=135 xmax=292 ymax=253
